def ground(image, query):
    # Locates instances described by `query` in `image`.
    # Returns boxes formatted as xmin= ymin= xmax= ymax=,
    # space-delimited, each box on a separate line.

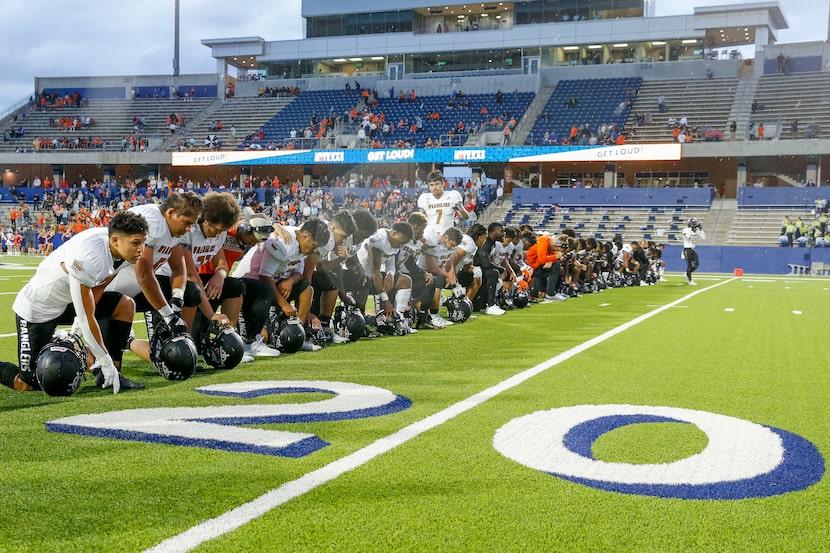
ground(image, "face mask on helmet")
xmin=35 ymin=334 xmax=87 ymax=396
xmin=247 ymin=216 xmax=275 ymax=242
xmin=199 ymin=320 xmax=244 ymax=370
xmin=333 ymin=305 xmax=365 ymax=342
xmin=268 ymin=313 xmax=306 ymax=353
xmin=445 ymin=295 xmax=473 ymax=323
xmin=374 ymin=313 xmax=409 ymax=336
xmin=151 ymin=324 xmax=197 ymax=380
xmin=512 ymin=289 xmax=529 ymax=308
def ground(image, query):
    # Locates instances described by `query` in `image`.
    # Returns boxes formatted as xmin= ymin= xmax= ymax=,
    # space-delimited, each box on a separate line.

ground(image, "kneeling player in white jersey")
xmin=345 ymin=222 xmax=415 ymax=333
xmin=107 ymin=192 xmax=202 ymax=353
xmin=452 ymin=223 xmax=487 ymax=304
xmin=231 ymin=218 xmax=331 ymax=355
xmin=1 ymin=211 xmax=149 ymax=394
xmin=416 ymin=226 xmax=463 ymax=328
xmin=130 ymin=192 xmax=245 ymax=363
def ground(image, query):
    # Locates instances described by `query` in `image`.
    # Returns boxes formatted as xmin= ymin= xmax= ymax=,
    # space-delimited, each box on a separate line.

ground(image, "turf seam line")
xmin=146 ymin=277 xmax=730 ymax=553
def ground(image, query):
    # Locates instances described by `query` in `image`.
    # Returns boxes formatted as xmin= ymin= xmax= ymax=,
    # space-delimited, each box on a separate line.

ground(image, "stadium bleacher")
xmin=528 ymin=77 xmax=641 ymax=145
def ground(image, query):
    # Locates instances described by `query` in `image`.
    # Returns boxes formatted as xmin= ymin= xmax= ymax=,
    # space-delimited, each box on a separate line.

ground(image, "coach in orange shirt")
xmin=525 ymin=232 xmax=566 ymax=301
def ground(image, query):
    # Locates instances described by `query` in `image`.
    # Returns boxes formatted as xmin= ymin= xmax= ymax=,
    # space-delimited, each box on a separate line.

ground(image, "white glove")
xmin=92 ymin=355 xmax=120 ymax=395
xmin=70 ymin=317 xmax=83 ymax=337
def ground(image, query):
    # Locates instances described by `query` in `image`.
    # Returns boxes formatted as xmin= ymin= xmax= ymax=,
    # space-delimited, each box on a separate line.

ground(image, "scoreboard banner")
xmin=171 ymin=144 xmax=681 ymax=167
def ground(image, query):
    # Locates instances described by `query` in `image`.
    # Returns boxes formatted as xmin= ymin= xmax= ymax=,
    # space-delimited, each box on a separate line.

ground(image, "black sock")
xmin=319 ymin=315 xmax=331 ymax=328
xmin=0 ymin=362 xmax=20 ymax=390
xmin=104 ymin=320 xmax=133 ymax=368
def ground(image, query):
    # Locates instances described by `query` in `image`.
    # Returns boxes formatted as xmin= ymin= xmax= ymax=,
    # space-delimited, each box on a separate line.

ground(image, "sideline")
xmin=144 ymin=278 xmax=736 ymax=553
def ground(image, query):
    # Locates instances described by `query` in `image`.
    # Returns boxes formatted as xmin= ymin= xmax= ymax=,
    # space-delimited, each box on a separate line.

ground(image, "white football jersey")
xmin=418 ymin=189 xmax=464 ymax=235
xmin=357 ymin=229 xmax=401 ymax=275
xmin=106 ymin=204 xmax=179 ymax=297
xmin=454 ymin=234 xmax=478 ymax=272
xmin=490 ymin=240 xmax=510 ymax=266
xmin=14 ymin=227 xmax=128 ymax=322
xmin=416 ymin=233 xmax=455 ymax=272
xmin=682 ymin=227 xmax=706 ymax=248
xmin=156 ymin=223 xmax=227 ymax=277
xmin=231 ymin=226 xmax=304 ymax=281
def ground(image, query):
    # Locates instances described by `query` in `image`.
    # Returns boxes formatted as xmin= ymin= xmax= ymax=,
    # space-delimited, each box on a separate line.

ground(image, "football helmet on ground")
xmin=150 ymin=322 xmax=197 ymax=381
xmin=199 ymin=320 xmax=245 ymax=370
xmin=35 ymin=333 xmax=87 ymax=396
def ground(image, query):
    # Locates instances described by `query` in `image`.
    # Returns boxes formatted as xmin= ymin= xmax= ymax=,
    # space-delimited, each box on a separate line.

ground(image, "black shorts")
xmin=457 ymin=269 xmax=474 ymax=288
xmin=16 ymin=291 xmax=122 ymax=389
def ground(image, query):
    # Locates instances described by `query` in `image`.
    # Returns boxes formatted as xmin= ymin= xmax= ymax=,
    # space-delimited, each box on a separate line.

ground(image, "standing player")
xmin=1 ymin=211 xmax=149 ymax=395
xmin=418 ymin=169 xmax=469 ymax=241
xmin=682 ymin=218 xmax=705 ymax=285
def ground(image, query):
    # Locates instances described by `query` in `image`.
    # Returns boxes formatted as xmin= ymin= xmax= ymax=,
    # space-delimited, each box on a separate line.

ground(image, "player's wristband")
xmin=378 ymin=292 xmax=390 ymax=302
xmin=171 ymin=288 xmax=185 ymax=301
xmin=159 ymin=304 xmax=174 ymax=320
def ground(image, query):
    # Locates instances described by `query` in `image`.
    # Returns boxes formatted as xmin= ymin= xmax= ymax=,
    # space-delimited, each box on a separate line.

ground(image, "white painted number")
xmin=493 ymin=404 xmax=824 ymax=499
xmin=47 ymin=381 xmax=410 ymax=457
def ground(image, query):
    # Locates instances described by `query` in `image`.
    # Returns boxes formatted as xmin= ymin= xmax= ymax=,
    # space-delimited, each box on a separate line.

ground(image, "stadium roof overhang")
xmin=693 ymin=2 xmax=788 ymax=46
xmin=201 ymin=36 xmax=266 ymax=70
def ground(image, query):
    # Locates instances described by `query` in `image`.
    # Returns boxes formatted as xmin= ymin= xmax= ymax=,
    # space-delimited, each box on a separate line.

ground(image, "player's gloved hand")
xmin=453 ymin=202 xmax=464 ymax=212
xmin=170 ymin=296 xmax=184 ymax=316
xmin=70 ymin=317 xmax=83 ymax=337
xmin=163 ymin=312 xmax=188 ymax=335
xmin=92 ymin=354 xmax=120 ymax=395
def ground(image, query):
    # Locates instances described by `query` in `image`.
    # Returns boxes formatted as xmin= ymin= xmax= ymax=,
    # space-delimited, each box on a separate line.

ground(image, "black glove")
xmin=170 ymin=296 xmax=184 ymax=316
xmin=163 ymin=313 xmax=188 ymax=336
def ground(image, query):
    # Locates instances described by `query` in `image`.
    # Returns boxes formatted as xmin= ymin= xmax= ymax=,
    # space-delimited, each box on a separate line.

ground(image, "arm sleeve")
xmin=68 ymin=275 xmax=109 ymax=361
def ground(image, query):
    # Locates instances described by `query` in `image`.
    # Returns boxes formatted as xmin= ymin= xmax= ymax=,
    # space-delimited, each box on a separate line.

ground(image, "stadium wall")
xmin=662 ymin=245 xmax=830 ymax=275
xmin=512 ymin=187 xmax=713 ymax=207
xmin=34 ymin=74 xmax=219 ymax=100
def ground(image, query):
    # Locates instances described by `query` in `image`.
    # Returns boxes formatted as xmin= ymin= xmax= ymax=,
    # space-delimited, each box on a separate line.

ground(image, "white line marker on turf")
xmin=143 ymin=277 xmax=737 ymax=553
xmin=725 ymin=308 xmax=735 ymax=312
xmin=598 ymin=303 xmax=611 ymax=307
xmin=793 ymin=310 xmax=802 ymax=315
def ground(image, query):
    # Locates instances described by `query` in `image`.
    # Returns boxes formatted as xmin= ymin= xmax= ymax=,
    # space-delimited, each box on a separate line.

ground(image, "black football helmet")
xmin=35 ymin=332 xmax=87 ymax=396
xmin=374 ymin=313 xmax=409 ymax=336
xmin=267 ymin=313 xmax=306 ymax=353
xmin=150 ymin=322 xmax=197 ymax=381
xmin=688 ymin=218 xmax=700 ymax=229
xmin=513 ymin=289 xmax=529 ymax=308
xmin=199 ymin=320 xmax=245 ymax=370
xmin=444 ymin=295 xmax=473 ymax=323
xmin=333 ymin=304 xmax=365 ymax=342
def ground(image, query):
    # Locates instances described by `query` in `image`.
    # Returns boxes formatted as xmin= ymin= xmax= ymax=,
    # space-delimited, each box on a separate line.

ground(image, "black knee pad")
xmin=184 ymin=281 xmax=202 ymax=307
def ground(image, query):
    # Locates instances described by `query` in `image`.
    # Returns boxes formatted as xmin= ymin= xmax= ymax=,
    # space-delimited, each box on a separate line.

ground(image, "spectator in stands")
xmin=657 ymin=94 xmax=668 ymax=112
xmin=790 ymin=120 xmax=798 ymax=140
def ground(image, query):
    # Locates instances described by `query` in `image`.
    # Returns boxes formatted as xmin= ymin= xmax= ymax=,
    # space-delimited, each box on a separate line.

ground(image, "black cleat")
xmin=117 ymin=374 xmax=145 ymax=390
xmin=95 ymin=369 xmax=146 ymax=390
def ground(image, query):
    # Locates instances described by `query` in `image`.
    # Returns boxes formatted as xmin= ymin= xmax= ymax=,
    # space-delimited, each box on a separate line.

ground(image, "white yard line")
xmin=144 ymin=278 xmax=736 ymax=553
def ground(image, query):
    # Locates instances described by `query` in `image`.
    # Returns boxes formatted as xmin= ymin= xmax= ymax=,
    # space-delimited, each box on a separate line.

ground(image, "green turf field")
xmin=0 ymin=257 xmax=827 ymax=553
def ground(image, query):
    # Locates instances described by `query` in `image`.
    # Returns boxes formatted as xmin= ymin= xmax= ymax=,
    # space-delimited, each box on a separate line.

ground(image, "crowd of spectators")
xmin=0 ymin=173 xmax=493 ymax=253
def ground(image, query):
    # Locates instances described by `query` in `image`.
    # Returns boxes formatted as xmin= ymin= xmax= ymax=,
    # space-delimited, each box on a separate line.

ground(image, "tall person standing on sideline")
xmin=682 ymin=218 xmax=705 ymax=285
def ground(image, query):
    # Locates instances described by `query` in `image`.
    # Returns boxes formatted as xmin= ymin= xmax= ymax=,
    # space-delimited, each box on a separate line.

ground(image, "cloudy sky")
xmin=0 ymin=0 xmax=823 ymax=110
